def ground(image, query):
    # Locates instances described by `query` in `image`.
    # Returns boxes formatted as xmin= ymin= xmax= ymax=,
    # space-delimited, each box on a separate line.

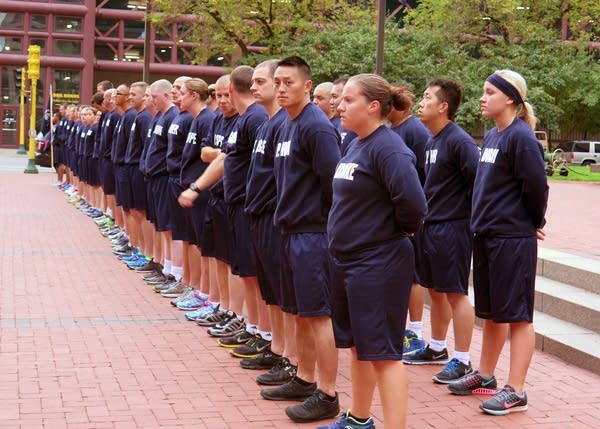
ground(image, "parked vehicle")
xmin=562 ymin=141 xmax=600 ymax=165
xmin=535 ymin=131 xmax=549 ymax=152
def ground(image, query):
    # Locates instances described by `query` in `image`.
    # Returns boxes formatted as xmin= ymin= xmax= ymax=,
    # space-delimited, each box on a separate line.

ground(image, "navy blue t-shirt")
xmin=99 ymin=110 xmax=121 ymax=160
xmin=472 ymin=118 xmax=548 ymax=237
xmin=125 ymin=109 xmax=152 ymax=165
xmin=274 ymin=102 xmax=341 ymax=233
xmin=166 ymin=110 xmax=194 ymax=177
xmin=139 ymin=112 xmax=159 ymax=176
xmin=423 ymin=122 xmax=479 ymax=223
xmin=54 ymin=117 xmax=67 ymax=145
xmin=338 ymin=126 xmax=358 ymax=157
xmin=328 ymin=125 xmax=427 ymax=255
xmin=201 ymin=111 xmax=239 ymax=198
xmin=222 ymin=103 xmax=268 ymax=205
xmin=74 ymin=121 xmax=84 ymax=155
xmin=245 ymin=108 xmax=288 ymax=215
xmin=111 ymin=107 xmax=136 ymax=165
xmin=81 ymin=125 xmax=95 ymax=157
xmin=180 ymin=108 xmax=216 ymax=187
xmin=392 ymin=115 xmax=430 ymax=186
xmin=145 ymin=105 xmax=179 ymax=178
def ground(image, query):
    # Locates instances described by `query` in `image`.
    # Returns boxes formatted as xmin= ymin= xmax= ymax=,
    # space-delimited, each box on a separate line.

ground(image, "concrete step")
xmin=535 ymin=275 xmax=600 ymax=334
xmin=538 ymin=247 xmax=600 ymax=294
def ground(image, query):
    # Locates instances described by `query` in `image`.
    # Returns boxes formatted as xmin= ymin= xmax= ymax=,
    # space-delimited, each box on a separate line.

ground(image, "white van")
xmin=534 ymin=131 xmax=549 ymax=152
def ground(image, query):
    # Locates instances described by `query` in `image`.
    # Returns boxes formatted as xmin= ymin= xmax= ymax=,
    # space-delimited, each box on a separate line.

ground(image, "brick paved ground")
xmin=1 ymin=167 xmax=599 ymax=428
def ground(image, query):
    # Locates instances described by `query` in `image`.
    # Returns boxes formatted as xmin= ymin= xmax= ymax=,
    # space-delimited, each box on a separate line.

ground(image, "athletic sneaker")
xmin=175 ymin=295 xmax=206 ymax=311
xmin=402 ymin=345 xmax=449 ymax=365
xmin=479 ymin=385 xmax=528 ymax=416
xmin=151 ymin=276 xmax=177 ymax=293
xmin=230 ymin=336 xmax=271 ymax=358
xmin=172 ymin=288 xmax=196 ymax=306
xmin=285 ymin=390 xmax=340 ymax=423
xmin=184 ymin=301 xmax=216 ymax=321
xmin=240 ymin=349 xmax=282 ymax=370
xmin=260 ymin=376 xmax=316 ymax=401
xmin=256 ymin=357 xmax=297 ymax=385
xmin=316 ymin=411 xmax=375 ymax=429
xmin=432 ymin=358 xmax=473 ymax=384
xmin=403 ymin=329 xmax=426 ymax=355
xmin=217 ymin=330 xmax=255 ymax=348
xmin=160 ymin=282 xmax=189 ymax=298
xmin=207 ymin=315 xmax=245 ymax=337
xmin=447 ymin=370 xmax=498 ymax=396
xmin=196 ymin=308 xmax=230 ymax=327
xmin=145 ymin=274 xmax=169 ymax=285
xmin=134 ymin=261 xmax=162 ymax=273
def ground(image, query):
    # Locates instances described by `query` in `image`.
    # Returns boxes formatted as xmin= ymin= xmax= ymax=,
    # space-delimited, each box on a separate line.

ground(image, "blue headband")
xmin=486 ymin=73 xmax=524 ymax=106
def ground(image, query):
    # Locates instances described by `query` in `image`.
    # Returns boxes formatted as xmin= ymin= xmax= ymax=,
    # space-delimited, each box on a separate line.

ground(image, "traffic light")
xmin=15 ymin=67 xmax=22 ymax=91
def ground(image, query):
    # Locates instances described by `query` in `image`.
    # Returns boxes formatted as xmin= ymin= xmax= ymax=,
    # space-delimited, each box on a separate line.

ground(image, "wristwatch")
xmin=189 ymin=182 xmax=200 ymax=193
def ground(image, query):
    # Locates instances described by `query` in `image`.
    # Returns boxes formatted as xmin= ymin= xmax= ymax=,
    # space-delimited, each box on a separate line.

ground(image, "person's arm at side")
xmin=178 ymin=152 xmax=226 ymax=207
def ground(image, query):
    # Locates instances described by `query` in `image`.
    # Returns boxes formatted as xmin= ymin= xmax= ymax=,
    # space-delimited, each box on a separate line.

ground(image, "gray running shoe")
xmin=160 ymin=282 xmax=189 ymax=298
xmin=207 ymin=314 xmax=245 ymax=337
xmin=402 ymin=345 xmax=449 ymax=365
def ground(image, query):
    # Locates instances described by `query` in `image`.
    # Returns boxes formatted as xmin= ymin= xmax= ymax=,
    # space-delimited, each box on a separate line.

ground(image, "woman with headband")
xmin=448 ymin=70 xmax=548 ymax=416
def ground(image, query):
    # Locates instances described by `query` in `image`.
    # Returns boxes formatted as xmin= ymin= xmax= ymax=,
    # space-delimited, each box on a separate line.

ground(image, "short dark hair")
xmin=333 ymin=76 xmax=350 ymax=86
xmin=91 ymin=92 xmax=105 ymax=106
xmin=277 ymin=56 xmax=311 ymax=81
xmin=427 ymin=78 xmax=463 ymax=121
xmin=230 ymin=65 xmax=254 ymax=94
xmin=96 ymin=80 xmax=114 ymax=91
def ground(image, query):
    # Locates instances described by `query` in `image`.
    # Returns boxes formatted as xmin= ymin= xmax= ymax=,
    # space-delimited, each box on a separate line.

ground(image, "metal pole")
xmin=375 ymin=0 xmax=386 ymax=75
xmin=24 ymin=77 xmax=39 ymax=174
xmin=143 ymin=0 xmax=151 ymax=83
xmin=16 ymin=67 xmax=27 ymax=155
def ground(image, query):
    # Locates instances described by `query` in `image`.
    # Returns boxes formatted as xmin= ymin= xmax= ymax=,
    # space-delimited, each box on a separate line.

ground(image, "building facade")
xmin=0 ymin=0 xmax=225 ymax=148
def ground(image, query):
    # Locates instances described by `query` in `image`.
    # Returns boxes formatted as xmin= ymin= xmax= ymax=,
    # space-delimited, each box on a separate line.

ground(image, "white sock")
xmin=429 ymin=339 xmax=447 ymax=352
xmin=171 ymin=265 xmax=183 ymax=281
xmin=407 ymin=320 xmax=423 ymax=339
xmin=246 ymin=324 xmax=258 ymax=334
xmin=258 ymin=330 xmax=272 ymax=341
xmin=162 ymin=259 xmax=172 ymax=276
xmin=454 ymin=350 xmax=470 ymax=366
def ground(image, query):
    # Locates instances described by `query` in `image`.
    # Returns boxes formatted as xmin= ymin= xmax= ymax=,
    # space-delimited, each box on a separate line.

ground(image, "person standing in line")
xmin=260 ymin=56 xmax=341 ymax=424
xmin=388 ymin=83 xmax=434 ymax=356
xmin=403 ymin=79 xmax=480 ymax=387
xmin=324 ymin=74 xmax=427 ymax=429
xmin=448 ymin=70 xmax=548 ymax=416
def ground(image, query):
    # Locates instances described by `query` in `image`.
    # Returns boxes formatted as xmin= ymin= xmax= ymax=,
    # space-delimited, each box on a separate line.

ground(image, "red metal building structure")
xmin=0 ymin=0 xmax=226 ymax=148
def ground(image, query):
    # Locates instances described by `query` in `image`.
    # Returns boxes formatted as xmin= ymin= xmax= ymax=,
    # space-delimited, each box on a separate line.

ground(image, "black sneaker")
xmin=260 ymin=376 xmax=316 ymax=401
xmin=240 ymin=349 xmax=281 ymax=370
xmin=230 ymin=336 xmax=271 ymax=358
xmin=196 ymin=309 xmax=231 ymax=327
xmin=479 ymin=385 xmax=527 ymax=415
xmin=402 ymin=345 xmax=449 ymax=365
xmin=134 ymin=261 xmax=162 ymax=273
xmin=432 ymin=358 xmax=473 ymax=384
xmin=447 ymin=370 xmax=498 ymax=396
xmin=284 ymin=390 xmax=340 ymax=423
xmin=256 ymin=357 xmax=297 ymax=385
xmin=217 ymin=330 xmax=255 ymax=349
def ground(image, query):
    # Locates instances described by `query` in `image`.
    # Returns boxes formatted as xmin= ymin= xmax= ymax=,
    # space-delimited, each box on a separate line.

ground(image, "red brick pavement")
xmin=1 ymin=172 xmax=598 ymax=429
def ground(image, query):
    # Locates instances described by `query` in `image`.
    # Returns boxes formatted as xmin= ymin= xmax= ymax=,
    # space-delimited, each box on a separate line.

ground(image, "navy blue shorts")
xmin=53 ymin=144 xmax=63 ymax=167
xmin=410 ymin=229 xmax=424 ymax=285
xmin=87 ymin=158 xmax=101 ymax=187
xmin=201 ymin=195 xmax=231 ymax=264
xmin=330 ymin=238 xmax=413 ymax=360
xmin=100 ymin=159 xmax=116 ymax=196
xmin=76 ymin=155 xmax=84 ymax=180
xmin=126 ymin=165 xmax=147 ymax=211
xmin=280 ymin=233 xmax=331 ymax=317
xmin=114 ymin=165 xmax=129 ymax=208
xmin=418 ymin=219 xmax=473 ymax=294
xmin=145 ymin=177 xmax=156 ymax=224
xmin=189 ymin=190 xmax=209 ymax=247
xmin=149 ymin=175 xmax=170 ymax=232
xmin=249 ymin=213 xmax=282 ymax=306
xmin=167 ymin=176 xmax=191 ymax=241
xmin=227 ymin=204 xmax=257 ymax=277
xmin=473 ymin=235 xmax=537 ymax=323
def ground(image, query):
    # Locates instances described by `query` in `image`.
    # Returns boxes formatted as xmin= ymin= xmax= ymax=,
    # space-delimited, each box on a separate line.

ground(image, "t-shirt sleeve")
xmin=308 ymin=129 xmax=341 ymax=208
xmin=514 ymin=137 xmax=549 ymax=228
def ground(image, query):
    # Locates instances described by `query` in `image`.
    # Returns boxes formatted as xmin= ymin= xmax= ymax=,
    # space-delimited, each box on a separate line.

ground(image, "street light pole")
xmin=375 ymin=0 xmax=386 ymax=75
xmin=143 ymin=0 xmax=151 ymax=83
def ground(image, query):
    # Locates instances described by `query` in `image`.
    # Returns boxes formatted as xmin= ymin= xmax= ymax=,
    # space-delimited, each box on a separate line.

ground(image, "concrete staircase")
xmin=532 ymin=248 xmax=600 ymax=375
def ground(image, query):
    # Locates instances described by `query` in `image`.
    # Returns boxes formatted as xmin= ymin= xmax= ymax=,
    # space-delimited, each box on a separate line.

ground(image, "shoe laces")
xmin=443 ymin=358 xmax=460 ymax=373
xmin=492 ymin=386 xmax=521 ymax=404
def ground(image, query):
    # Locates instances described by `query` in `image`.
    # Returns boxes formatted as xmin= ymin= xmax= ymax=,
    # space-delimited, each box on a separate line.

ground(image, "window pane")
xmin=0 ymin=13 xmax=23 ymax=29
xmin=55 ymin=16 xmax=82 ymax=33
xmin=55 ymin=40 xmax=81 ymax=56
xmin=53 ymin=70 xmax=80 ymax=105
xmin=573 ymin=142 xmax=589 ymax=152
xmin=1 ymin=66 xmax=21 ymax=105
xmin=0 ymin=38 xmax=22 ymax=54
xmin=31 ymin=15 xmax=47 ymax=30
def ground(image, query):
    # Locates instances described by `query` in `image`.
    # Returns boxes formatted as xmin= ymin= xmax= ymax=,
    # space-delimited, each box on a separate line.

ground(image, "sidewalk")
xmin=0 ymin=166 xmax=598 ymax=428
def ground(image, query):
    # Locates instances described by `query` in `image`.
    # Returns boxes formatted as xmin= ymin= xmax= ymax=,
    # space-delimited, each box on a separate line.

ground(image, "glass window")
xmin=155 ymin=45 xmax=172 ymax=62
xmin=0 ymin=13 xmax=23 ymax=29
xmin=55 ymin=40 xmax=81 ymax=56
xmin=94 ymin=42 xmax=116 ymax=61
xmin=31 ymin=15 xmax=47 ymax=30
xmin=1 ymin=66 xmax=21 ymax=105
xmin=55 ymin=16 xmax=82 ymax=33
xmin=573 ymin=142 xmax=590 ymax=152
xmin=53 ymin=70 xmax=80 ymax=105
xmin=0 ymin=38 xmax=22 ymax=54
xmin=594 ymin=143 xmax=600 ymax=154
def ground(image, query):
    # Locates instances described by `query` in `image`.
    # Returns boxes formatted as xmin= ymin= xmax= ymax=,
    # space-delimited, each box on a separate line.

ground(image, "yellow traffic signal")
xmin=27 ymin=45 xmax=41 ymax=80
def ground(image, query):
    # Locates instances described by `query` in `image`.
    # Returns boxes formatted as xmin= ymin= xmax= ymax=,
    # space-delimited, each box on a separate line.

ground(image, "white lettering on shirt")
xmin=168 ymin=124 xmax=179 ymax=135
xmin=214 ymin=134 xmax=225 ymax=148
xmin=333 ymin=162 xmax=359 ymax=181
xmin=480 ymin=147 xmax=499 ymax=164
xmin=186 ymin=132 xmax=197 ymax=145
xmin=275 ymin=140 xmax=291 ymax=158
xmin=426 ymin=149 xmax=438 ymax=164
xmin=153 ymin=124 xmax=163 ymax=136
xmin=253 ymin=139 xmax=266 ymax=155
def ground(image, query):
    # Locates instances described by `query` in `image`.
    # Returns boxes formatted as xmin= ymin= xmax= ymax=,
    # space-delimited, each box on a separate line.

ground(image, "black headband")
xmin=486 ymin=73 xmax=524 ymax=106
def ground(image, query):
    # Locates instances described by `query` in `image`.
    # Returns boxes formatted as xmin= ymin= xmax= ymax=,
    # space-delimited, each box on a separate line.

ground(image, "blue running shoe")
xmin=120 ymin=252 xmax=142 ymax=262
xmin=127 ymin=257 xmax=150 ymax=269
xmin=176 ymin=295 xmax=206 ymax=311
xmin=403 ymin=330 xmax=426 ymax=355
xmin=316 ymin=411 xmax=375 ymax=429
xmin=185 ymin=302 xmax=217 ymax=321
